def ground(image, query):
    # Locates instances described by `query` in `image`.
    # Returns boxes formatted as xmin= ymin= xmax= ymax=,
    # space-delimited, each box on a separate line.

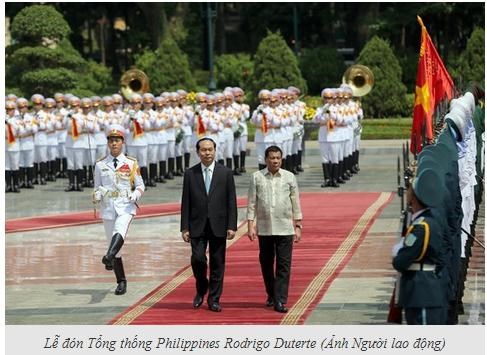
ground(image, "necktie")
xmin=113 ymin=158 xmax=118 ymax=169
xmin=204 ymin=167 xmax=211 ymax=194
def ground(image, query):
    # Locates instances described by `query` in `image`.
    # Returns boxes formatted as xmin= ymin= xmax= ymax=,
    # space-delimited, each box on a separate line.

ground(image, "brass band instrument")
xmin=342 ymin=64 xmax=374 ymax=97
xmin=120 ymin=68 xmax=150 ymax=100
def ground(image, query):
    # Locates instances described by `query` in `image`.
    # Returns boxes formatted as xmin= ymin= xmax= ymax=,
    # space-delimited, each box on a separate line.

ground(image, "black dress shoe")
xmin=274 ymin=302 xmax=288 ymax=313
xmin=193 ymin=294 xmax=204 ymax=309
xmin=266 ymin=297 xmax=274 ymax=307
xmin=208 ymin=302 xmax=222 ymax=312
xmin=115 ymin=280 xmax=127 ymax=295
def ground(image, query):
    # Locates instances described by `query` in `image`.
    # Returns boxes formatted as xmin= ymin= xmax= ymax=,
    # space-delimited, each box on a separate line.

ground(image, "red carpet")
xmin=5 ymin=198 xmax=248 ymax=233
xmin=111 ymin=191 xmax=393 ymax=325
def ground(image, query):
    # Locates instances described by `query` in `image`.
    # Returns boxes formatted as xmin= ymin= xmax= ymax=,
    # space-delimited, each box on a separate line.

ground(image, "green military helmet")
xmin=412 ymin=167 xmax=443 ymax=207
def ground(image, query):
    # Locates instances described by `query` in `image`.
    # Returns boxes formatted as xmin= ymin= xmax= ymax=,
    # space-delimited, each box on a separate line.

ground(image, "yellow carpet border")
xmin=281 ymin=192 xmax=392 ymax=325
xmin=112 ymin=222 xmax=248 ymax=325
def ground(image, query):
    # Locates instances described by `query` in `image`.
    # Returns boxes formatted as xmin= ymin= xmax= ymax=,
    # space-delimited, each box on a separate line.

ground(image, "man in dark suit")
xmin=180 ymin=137 xmax=237 ymax=312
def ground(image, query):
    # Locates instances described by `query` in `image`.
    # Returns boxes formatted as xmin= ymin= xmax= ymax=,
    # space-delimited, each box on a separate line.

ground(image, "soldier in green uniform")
xmin=392 ymin=165 xmax=448 ymax=325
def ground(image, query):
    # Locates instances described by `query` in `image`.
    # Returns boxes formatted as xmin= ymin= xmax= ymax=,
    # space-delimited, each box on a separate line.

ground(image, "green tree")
xmin=299 ymin=47 xmax=345 ymax=95
xmin=135 ymin=35 xmax=196 ymax=93
xmin=250 ymin=31 xmax=306 ymax=104
xmin=356 ymin=36 xmax=408 ymax=118
xmin=455 ymin=27 xmax=485 ymax=85
xmin=215 ymin=53 xmax=253 ymax=91
xmin=6 ymin=5 xmax=112 ymax=97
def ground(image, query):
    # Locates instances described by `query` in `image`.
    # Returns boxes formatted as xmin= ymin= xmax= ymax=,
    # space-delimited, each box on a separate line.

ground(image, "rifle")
xmin=387 ymin=142 xmax=414 ymax=324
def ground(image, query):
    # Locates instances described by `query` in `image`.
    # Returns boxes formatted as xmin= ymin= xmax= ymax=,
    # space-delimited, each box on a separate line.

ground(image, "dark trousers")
xmin=405 ymin=306 xmax=447 ymax=325
xmin=258 ymin=235 xmax=293 ymax=304
xmin=190 ymin=221 xmax=227 ymax=303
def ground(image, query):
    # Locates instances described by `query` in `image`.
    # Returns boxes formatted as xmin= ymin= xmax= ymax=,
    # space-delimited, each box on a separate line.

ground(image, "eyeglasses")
xmin=6 ymin=108 xmax=15 ymax=111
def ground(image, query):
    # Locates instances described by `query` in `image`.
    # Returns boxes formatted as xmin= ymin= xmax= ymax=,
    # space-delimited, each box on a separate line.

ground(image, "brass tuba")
xmin=120 ymin=68 xmax=150 ymax=100
xmin=342 ymin=64 xmax=374 ymax=97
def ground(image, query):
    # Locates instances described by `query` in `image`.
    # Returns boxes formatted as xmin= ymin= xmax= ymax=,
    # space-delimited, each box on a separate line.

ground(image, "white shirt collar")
xmin=201 ymin=160 xmax=215 ymax=172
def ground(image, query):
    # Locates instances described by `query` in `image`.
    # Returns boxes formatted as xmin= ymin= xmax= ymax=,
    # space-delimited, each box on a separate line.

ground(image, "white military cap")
xmin=106 ymin=123 xmax=126 ymax=139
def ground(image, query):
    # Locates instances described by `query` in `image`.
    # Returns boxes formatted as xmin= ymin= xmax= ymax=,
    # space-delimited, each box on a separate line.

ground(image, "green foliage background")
xmin=135 ymin=35 xmax=196 ymax=93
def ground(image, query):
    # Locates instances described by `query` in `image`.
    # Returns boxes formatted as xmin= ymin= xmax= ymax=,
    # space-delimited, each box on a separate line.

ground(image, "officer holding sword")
xmin=92 ymin=124 xmax=145 ymax=295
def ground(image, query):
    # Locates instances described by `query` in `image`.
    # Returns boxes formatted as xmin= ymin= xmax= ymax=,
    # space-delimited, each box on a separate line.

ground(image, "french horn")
xmin=342 ymin=64 xmax=374 ymax=97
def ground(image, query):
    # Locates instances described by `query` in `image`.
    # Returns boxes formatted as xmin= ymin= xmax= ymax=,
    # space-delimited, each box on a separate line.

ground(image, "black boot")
xmin=47 ymin=160 xmax=55 ymax=181
xmin=233 ymin=155 xmax=241 ymax=175
xmin=61 ymin=158 xmax=68 ymax=177
xmin=175 ymin=156 xmax=183 ymax=176
xmin=102 ymin=233 xmax=124 ymax=269
xmin=291 ymin=154 xmax=299 ymax=174
xmin=320 ymin=163 xmax=328 ymax=188
xmin=355 ymin=150 xmax=360 ymax=172
xmin=184 ymin=152 xmax=191 ymax=170
xmin=6 ymin=171 xmax=12 ymax=192
xmin=282 ymin=158 xmax=287 ymax=171
xmin=12 ymin=170 xmax=20 ymax=192
xmin=337 ymin=161 xmax=346 ymax=183
xmin=33 ymin=163 xmax=39 ymax=184
xmin=113 ymin=257 xmax=127 ymax=295
xmin=240 ymin=151 xmax=247 ymax=173
xmin=65 ymin=170 xmax=76 ymax=191
xmin=158 ymin=161 xmax=167 ymax=183
xmin=226 ymin=158 xmax=233 ymax=170
xmin=330 ymin=163 xmax=340 ymax=187
xmin=26 ymin=167 xmax=35 ymax=188
xmin=76 ymin=169 xmax=84 ymax=191
xmin=297 ymin=150 xmax=304 ymax=172
xmin=40 ymin=162 xmax=47 ymax=185
xmin=55 ymin=158 xmax=62 ymax=178
xmin=166 ymin=158 xmax=175 ymax=179
xmin=141 ymin=167 xmax=149 ymax=186
xmin=19 ymin=168 xmax=27 ymax=188
xmin=148 ymin=164 xmax=157 ymax=187
xmin=218 ymin=159 xmax=224 ymax=166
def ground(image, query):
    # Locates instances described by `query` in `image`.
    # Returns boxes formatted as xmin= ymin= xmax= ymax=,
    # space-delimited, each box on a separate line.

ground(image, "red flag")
xmin=261 ymin=112 xmax=268 ymax=134
xmin=133 ymin=119 xmax=144 ymax=138
xmin=7 ymin=122 xmax=16 ymax=145
xmin=71 ymin=117 xmax=79 ymax=140
xmin=197 ymin=113 xmax=206 ymax=137
xmin=410 ymin=16 xmax=454 ymax=154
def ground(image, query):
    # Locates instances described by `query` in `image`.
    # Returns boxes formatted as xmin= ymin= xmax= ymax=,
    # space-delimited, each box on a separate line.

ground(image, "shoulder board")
xmin=126 ymin=155 xmax=137 ymax=161
xmin=413 ymin=216 xmax=425 ymax=225
xmin=96 ymin=155 xmax=107 ymax=163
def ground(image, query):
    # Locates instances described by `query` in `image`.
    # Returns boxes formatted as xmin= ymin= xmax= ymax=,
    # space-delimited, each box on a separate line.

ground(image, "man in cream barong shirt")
xmin=247 ymin=145 xmax=303 ymax=313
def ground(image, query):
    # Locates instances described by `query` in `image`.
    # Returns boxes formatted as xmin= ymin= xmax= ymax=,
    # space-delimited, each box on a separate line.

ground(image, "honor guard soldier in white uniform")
xmin=93 ymin=124 xmax=145 ymax=295
xmin=232 ymin=87 xmax=250 ymax=173
xmin=92 ymin=96 xmax=108 ymax=161
xmin=44 ymin=98 xmax=60 ymax=181
xmin=112 ymin=94 xmax=124 ymax=118
xmin=221 ymin=90 xmax=237 ymax=171
xmin=31 ymin=94 xmax=49 ymax=185
xmin=251 ymin=90 xmax=272 ymax=170
xmin=54 ymin=93 xmax=69 ymax=178
xmin=124 ymin=93 xmax=150 ymax=185
xmin=288 ymin=86 xmax=306 ymax=173
xmin=64 ymin=96 xmax=87 ymax=191
xmin=6 ymin=100 xmax=21 ymax=192
xmin=80 ymin=98 xmax=99 ymax=187
xmin=313 ymin=88 xmax=341 ymax=187
xmin=154 ymin=96 xmax=168 ymax=183
xmin=142 ymin=93 xmax=158 ymax=187
xmin=178 ymin=90 xmax=195 ymax=172
xmin=17 ymin=98 xmax=37 ymax=189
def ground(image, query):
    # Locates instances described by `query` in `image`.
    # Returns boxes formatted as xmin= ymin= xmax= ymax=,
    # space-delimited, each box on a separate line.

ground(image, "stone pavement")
xmin=5 ymin=140 xmax=484 ymax=325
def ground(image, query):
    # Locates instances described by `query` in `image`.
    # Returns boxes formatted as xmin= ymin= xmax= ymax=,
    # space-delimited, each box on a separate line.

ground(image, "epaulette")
xmin=96 ymin=155 xmax=107 ymax=163
xmin=126 ymin=155 xmax=137 ymax=161
xmin=413 ymin=216 xmax=426 ymax=225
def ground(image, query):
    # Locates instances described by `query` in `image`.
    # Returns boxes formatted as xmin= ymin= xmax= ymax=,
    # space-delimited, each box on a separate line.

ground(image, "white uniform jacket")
xmin=94 ymin=153 xmax=145 ymax=220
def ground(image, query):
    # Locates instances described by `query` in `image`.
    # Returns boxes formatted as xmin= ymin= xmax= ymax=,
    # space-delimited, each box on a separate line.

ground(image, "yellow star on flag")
xmin=414 ymin=84 xmax=430 ymax=114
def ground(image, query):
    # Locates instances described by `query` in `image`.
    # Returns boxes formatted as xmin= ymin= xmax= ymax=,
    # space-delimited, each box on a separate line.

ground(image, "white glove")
xmin=392 ymin=239 xmax=404 ymax=257
xmin=129 ymin=190 xmax=141 ymax=202
xmin=93 ymin=190 xmax=102 ymax=203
